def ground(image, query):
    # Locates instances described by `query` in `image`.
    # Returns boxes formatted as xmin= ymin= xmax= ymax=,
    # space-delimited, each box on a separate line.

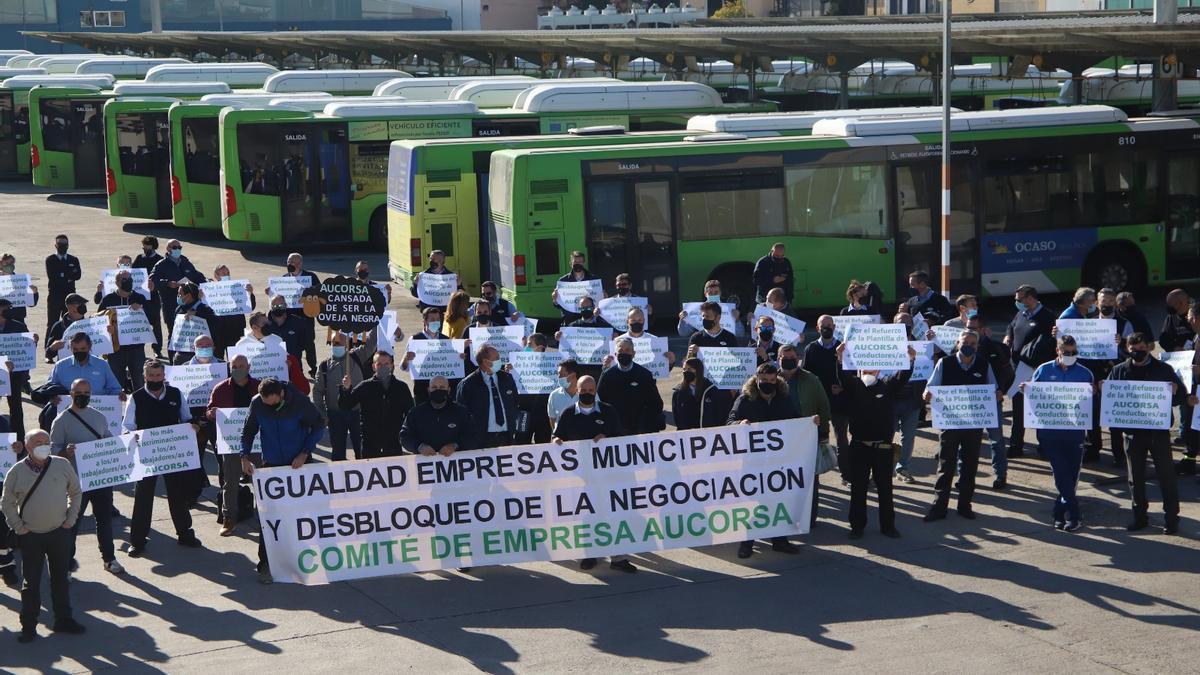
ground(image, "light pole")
xmin=939 ymin=0 xmax=951 ymax=298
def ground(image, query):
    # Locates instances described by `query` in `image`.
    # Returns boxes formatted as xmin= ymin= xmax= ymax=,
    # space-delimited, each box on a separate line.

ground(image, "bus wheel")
xmin=1084 ymin=245 xmax=1145 ymax=293
xmin=368 ymin=208 xmax=387 ymax=250
xmin=711 ymin=263 xmax=755 ymax=319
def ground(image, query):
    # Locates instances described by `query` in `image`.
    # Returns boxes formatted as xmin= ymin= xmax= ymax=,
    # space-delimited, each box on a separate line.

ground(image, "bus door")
xmin=151 ymin=114 xmax=171 ymax=219
xmin=0 ymin=92 xmax=15 ymax=176
xmin=278 ymin=126 xmax=318 ymax=242
xmin=71 ymin=100 xmax=104 ymax=189
xmin=891 ymin=159 xmax=978 ymax=296
xmin=584 ymin=178 xmax=677 ymax=313
xmin=317 ymin=126 xmax=351 ymax=240
xmin=1165 ymin=153 xmax=1200 ymax=281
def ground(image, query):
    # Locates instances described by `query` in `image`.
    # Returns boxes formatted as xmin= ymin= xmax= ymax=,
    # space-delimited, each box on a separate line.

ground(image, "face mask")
xmin=755 ymin=380 xmax=774 ymax=395
xmin=557 ymin=376 xmax=571 ymax=388
xmin=1131 ymin=350 xmax=1150 ymax=363
xmin=1015 ymin=300 xmax=1026 ymax=312
xmin=966 ymin=308 xmax=978 ymax=319
xmin=196 ymin=347 xmax=214 ymax=359
xmin=217 ymin=274 xmax=229 ymax=282
xmin=0 ymin=264 xmax=14 ymax=274
xmin=682 ymin=370 xmax=697 ymax=383
xmin=616 ymin=288 xmax=630 ymax=296
xmin=579 ymin=306 xmax=594 ymax=319
xmin=706 ymin=294 xmax=721 ymax=303
xmin=169 ymin=248 xmax=182 ymax=259
xmin=146 ymin=380 xmax=164 ymax=392
xmin=1099 ymin=305 xmax=1114 ymax=316
xmin=572 ymin=263 xmax=584 ymax=274
xmin=482 ymin=292 xmax=495 ymax=301
xmin=628 ymin=321 xmax=644 ymax=334
xmin=429 ymin=389 xmax=449 ymax=404
xmin=118 ymin=278 xmax=134 ymax=292
xmin=428 ymin=321 xmax=442 ymax=333
xmin=72 ymin=393 xmax=90 ymax=408
xmin=72 ymin=304 xmax=87 ymax=315
xmin=375 ymin=365 xmax=393 ymax=380
xmin=860 ymin=373 xmax=878 ymax=387
xmin=271 ymin=307 xmax=286 ymax=318
xmin=781 ymin=358 xmax=798 ymax=371
xmin=577 ymin=392 xmax=596 ymax=405
xmin=72 ymin=350 xmax=89 ymax=362
xmin=357 ymin=270 xmax=370 ymax=280
xmin=819 ymin=327 xmax=834 ymax=339
xmin=143 ymin=247 xmax=155 ymax=256
xmin=176 ymin=296 xmax=186 ymax=307
xmin=616 ymin=353 xmax=634 ymax=367
xmin=1086 ymin=307 xmax=1099 ymax=318
xmin=55 ymin=243 xmax=68 ymax=255
xmin=759 ymin=328 xmax=774 ymax=341
xmin=959 ymin=345 xmax=977 ymax=358
xmin=231 ymin=367 xmax=250 ymax=381
xmin=475 ymin=316 xmax=491 ymax=326
xmin=275 ymin=399 xmax=286 ymax=411
xmin=1059 ymin=355 xmax=1078 ymax=367
xmin=331 ymin=345 xmax=347 ymax=358
xmin=286 ymin=263 xmax=297 ymax=274
xmin=701 ymin=318 xmax=716 ymax=331
xmin=31 ymin=444 xmax=51 ymax=461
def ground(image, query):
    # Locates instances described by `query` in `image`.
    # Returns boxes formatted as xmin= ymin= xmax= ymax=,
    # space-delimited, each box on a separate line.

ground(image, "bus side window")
xmin=534 ymin=238 xmax=560 ymax=278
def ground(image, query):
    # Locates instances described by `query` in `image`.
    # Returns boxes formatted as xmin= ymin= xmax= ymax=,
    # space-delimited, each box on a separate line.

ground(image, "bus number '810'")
xmin=1118 ymin=136 xmax=1136 ymax=146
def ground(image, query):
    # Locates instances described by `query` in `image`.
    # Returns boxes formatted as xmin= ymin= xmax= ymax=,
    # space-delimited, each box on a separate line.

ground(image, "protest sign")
xmin=57 ymin=395 xmax=125 ymax=439
xmin=314 ymin=276 xmax=387 ymax=333
xmin=469 ymin=325 xmax=525 ymax=367
xmin=555 ymin=279 xmax=604 ymax=312
xmin=598 ymin=296 xmax=648 ymax=332
xmin=1056 ymin=318 xmax=1118 ymax=360
xmin=415 ymin=273 xmax=458 ymax=308
xmin=267 ymin=276 xmax=312 ymax=309
xmin=511 ymin=350 xmax=563 ymax=395
xmin=752 ymin=306 xmax=806 ymax=345
xmin=226 ymin=342 xmax=288 ymax=382
xmin=0 ymin=357 xmax=9 ymax=397
xmin=114 ymin=306 xmax=156 ymax=346
xmin=831 ymin=314 xmax=879 ymax=342
xmin=73 ymin=436 xmax=136 ymax=492
xmin=842 ymin=323 xmax=909 ymax=371
xmin=59 ymin=316 xmax=115 ymax=358
xmin=133 ymin=423 xmax=202 ymax=480
xmin=216 ymin=407 xmax=260 ymax=456
xmin=697 ymin=347 xmax=757 ymax=390
xmin=406 ymin=339 xmax=466 ymax=380
xmin=928 ymin=385 xmax=999 ymax=429
xmin=200 ymin=280 xmax=253 ymax=317
xmin=1161 ymin=351 xmax=1195 ymax=395
xmin=930 ymin=325 xmax=962 ymax=354
xmin=1023 ymin=382 xmax=1094 ymax=430
xmin=907 ymin=341 xmax=935 ymax=381
xmin=166 ymin=363 xmax=227 ymax=408
xmin=1005 ymin=361 xmax=1036 ymax=399
xmin=168 ymin=315 xmax=211 ymax=353
xmin=611 ymin=336 xmax=670 ymax=380
xmin=0 ymin=273 xmax=34 ymax=308
xmin=680 ymin=302 xmax=736 ymax=333
xmin=518 ymin=316 xmax=538 ymax=338
xmin=253 ymin=418 xmax=817 ymax=584
xmin=375 ymin=310 xmax=400 ymax=356
xmin=1100 ymin=380 xmax=1173 ymax=430
xmin=0 ymin=332 xmax=36 ymax=372
xmin=100 ymin=268 xmax=151 ymax=299
xmin=0 ymin=433 xmax=15 ymax=476
xmin=560 ymin=327 xmax=612 ymax=365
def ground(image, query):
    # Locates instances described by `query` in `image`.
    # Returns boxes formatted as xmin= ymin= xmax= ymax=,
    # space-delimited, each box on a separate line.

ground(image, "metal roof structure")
xmin=23 ymin=11 xmax=1200 ymax=74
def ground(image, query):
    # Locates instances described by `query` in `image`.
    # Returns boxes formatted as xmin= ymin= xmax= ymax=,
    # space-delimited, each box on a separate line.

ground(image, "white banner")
xmin=0 ymin=332 xmax=37 ymax=372
xmin=100 ymin=268 xmax=151 ymax=299
xmin=169 ymin=314 xmax=211 ymax=353
xmin=555 ymin=279 xmax=604 ymax=312
xmin=697 ymin=347 xmax=757 ymax=390
xmin=200 ymin=280 xmax=253 ymax=317
xmin=831 ymin=314 xmax=879 ymax=342
xmin=267 ymin=276 xmax=312 ymax=309
xmin=680 ymin=302 xmax=736 ymax=333
xmin=0 ymin=357 xmax=9 ymax=396
xmin=1161 ymin=351 xmax=1195 ymax=395
xmin=226 ymin=342 xmax=289 ymax=382
xmin=510 ymin=350 xmax=562 ymax=395
xmin=376 ymin=310 xmax=399 ymax=356
xmin=216 ymin=407 xmax=260 ymax=456
xmin=611 ymin=336 xmax=669 ymax=380
xmin=518 ymin=316 xmax=539 ymax=338
xmin=114 ymin=306 xmax=155 ymax=346
xmin=468 ymin=325 xmax=525 ymax=368
xmin=0 ymin=433 xmax=15 ymax=475
xmin=253 ymin=419 xmax=816 ymax=584
xmin=752 ymin=306 xmax=806 ymax=345
xmin=597 ymin=296 xmax=648 ymax=333
xmin=57 ymin=395 xmax=125 ymax=439
xmin=166 ymin=363 xmax=227 ymax=409
xmin=842 ymin=323 xmax=909 ymax=371
xmin=73 ymin=436 xmax=134 ymax=492
xmin=930 ymin=324 xmax=962 ymax=354
xmin=1023 ymin=382 xmax=1093 ymax=430
xmin=0 ymin=273 xmax=34 ymax=308
xmin=57 ymin=316 xmax=114 ymax=359
xmin=928 ymin=385 xmax=999 ymax=429
xmin=74 ymin=423 xmax=200 ymax=492
xmin=416 ymin=273 xmax=458 ymax=307
xmin=1056 ymin=318 xmax=1118 ymax=360
xmin=406 ymin=339 xmax=466 ymax=380
xmin=1100 ymin=380 xmax=1173 ymax=430
xmin=559 ymin=327 xmax=612 ymax=365
xmin=1006 ymin=361 xmax=1036 ymax=399
xmin=907 ymin=341 xmax=935 ymax=382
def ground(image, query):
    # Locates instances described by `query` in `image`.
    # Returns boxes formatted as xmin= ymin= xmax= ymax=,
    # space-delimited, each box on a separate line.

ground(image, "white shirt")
xmin=481 ymin=371 xmax=507 ymax=433
xmin=573 ymin=402 xmax=598 ymax=415
xmin=547 ymin=387 xmax=578 ymax=424
xmin=120 ymin=386 xmax=191 ymax=433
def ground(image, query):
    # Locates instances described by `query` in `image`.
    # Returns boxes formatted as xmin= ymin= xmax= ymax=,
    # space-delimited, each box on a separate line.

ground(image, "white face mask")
xmin=1059 ymin=355 xmax=1078 ymax=367
xmin=31 ymin=444 xmax=51 ymax=460
xmin=860 ymin=373 xmax=878 ymax=387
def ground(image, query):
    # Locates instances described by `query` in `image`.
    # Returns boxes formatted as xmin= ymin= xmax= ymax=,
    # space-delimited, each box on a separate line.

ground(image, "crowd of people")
xmin=1 ymin=236 xmax=1198 ymax=644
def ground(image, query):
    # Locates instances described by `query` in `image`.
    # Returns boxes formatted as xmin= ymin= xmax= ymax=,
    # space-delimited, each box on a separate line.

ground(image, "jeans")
xmin=19 ymin=528 xmax=74 ymax=629
xmin=893 ymin=405 xmax=919 ymax=471
xmin=1039 ymin=434 xmax=1086 ymax=521
xmin=986 ymin=426 xmax=1008 ymax=479
xmin=848 ymin=441 xmax=896 ymax=533
xmin=934 ymin=429 xmax=982 ymax=511
xmin=327 ymin=409 xmax=361 ymax=462
xmin=1124 ymin=431 xmax=1180 ymax=522
xmin=70 ymin=487 xmax=116 ymax=563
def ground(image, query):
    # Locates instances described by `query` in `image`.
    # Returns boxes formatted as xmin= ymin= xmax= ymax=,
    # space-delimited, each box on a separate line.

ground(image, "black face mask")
xmin=628 ymin=321 xmax=644 ymax=334
xmin=616 ymin=353 xmax=634 ymax=367
xmin=756 ymin=380 xmax=774 ymax=395
xmin=270 ymin=307 xmax=286 ymax=319
xmin=701 ymin=318 xmax=716 ymax=331
xmin=1099 ymin=305 xmax=1114 ymax=316
xmin=578 ymin=392 xmax=596 ymax=405
xmin=579 ymin=307 xmax=594 ymax=319
xmin=475 ymin=316 xmax=491 ymax=326
xmin=72 ymin=304 xmax=87 ymax=315
xmin=781 ymin=358 xmax=799 ymax=371
xmin=146 ymin=380 xmax=164 ymax=392
xmin=55 ymin=243 xmax=68 ymax=255
xmin=1131 ymin=350 xmax=1150 ymax=363
xmin=617 ymin=287 xmax=630 ymax=296
xmin=357 ymin=270 xmax=369 ymax=280
xmin=72 ymin=350 xmax=89 ymax=362
xmin=286 ymin=263 xmax=297 ymax=274
xmin=682 ymin=370 xmax=696 ymax=383
xmin=572 ymin=263 xmax=584 ymax=274
xmin=72 ymin=393 xmax=90 ymax=408
xmin=819 ymin=327 xmax=834 ymax=339
xmin=118 ymin=278 xmax=134 ymax=293
xmin=429 ymin=389 xmax=449 ymax=404
xmin=143 ymin=247 xmax=155 ymax=256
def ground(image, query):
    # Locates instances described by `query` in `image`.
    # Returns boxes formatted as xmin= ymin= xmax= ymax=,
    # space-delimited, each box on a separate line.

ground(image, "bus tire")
xmin=1083 ymin=243 xmax=1146 ymax=293
xmin=368 ymin=207 xmax=387 ymax=250
xmin=711 ymin=262 xmax=755 ymax=319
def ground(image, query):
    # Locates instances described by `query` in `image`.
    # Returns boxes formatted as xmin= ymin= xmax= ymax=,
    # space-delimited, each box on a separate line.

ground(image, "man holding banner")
xmin=206 ymin=354 xmax=259 ymax=536
xmin=597 ymin=338 xmax=664 ymax=435
xmin=400 ymin=376 xmax=476 ymax=455
xmin=96 ymin=268 xmax=150 ymax=392
xmin=1021 ymin=336 xmax=1093 ymax=532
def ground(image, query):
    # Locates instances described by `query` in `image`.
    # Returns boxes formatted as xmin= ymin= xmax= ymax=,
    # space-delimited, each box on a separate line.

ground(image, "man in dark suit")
xmin=455 ymin=344 xmax=518 ymax=449
xmin=1004 ymin=284 xmax=1056 ymax=457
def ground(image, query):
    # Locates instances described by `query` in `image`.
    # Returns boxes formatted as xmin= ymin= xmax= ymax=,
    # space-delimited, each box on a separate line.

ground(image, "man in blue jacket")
xmin=240 ymin=378 xmax=324 ymax=583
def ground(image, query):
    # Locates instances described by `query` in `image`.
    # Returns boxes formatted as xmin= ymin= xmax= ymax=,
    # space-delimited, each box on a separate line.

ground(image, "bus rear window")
xmin=534 ymin=238 xmax=560 ymax=277
xmin=182 ymin=117 xmax=220 ymax=185
xmin=40 ymin=99 xmax=72 ymax=153
xmin=116 ymin=114 xmax=156 ymax=178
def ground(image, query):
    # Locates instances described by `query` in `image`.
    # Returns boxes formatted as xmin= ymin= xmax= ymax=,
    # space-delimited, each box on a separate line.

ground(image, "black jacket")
xmin=843 ymin=370 xmax=911 ymax=443
xmin=150 ymin=255 xmax=205 ymax=303
xmin=596 ymin=362 xmax=664 ymax=433
xmin=1119 ymin=306 xmax=1154 ymax=342
xmin=1159 ymin=311 xmax=1196 ymax=352
xmin=803 ymin=339 xmax=846 ymax=414
xmin=97 ymin=291 xmax=152 ymax=353
xmin=456 ymin=369 xmax=520 ymax=434
xmin=752 ymin=253 xmax=794 ymax=302
xmin=44 ymin=253 xmax=81 ymax=293
xmin=1107 ymin=356 xmax=1187 ymax=431
xmin=904 ymin=291 xmax=955 ymax=326
xmin=689 ymin=329 xmax=739 ymax=349
xmin=339 ymin=376 xmax=414 ymax=455
xmin=553 ymin=402 xmax=624 ymax=441
xmin=672 ymin=378 xmax=733 ymax=430
xmin=1006 ymin=304 xmax=1056 ymax=367
xmin=728 ymin=379 xmax=796 ymax=424
xmin=172 ymin=300 xmax=218 ymax=358
xmin=400 ymin=401 xmax=476 ymax=453
xmin=263 ymin=313 xmax=311 ymax=358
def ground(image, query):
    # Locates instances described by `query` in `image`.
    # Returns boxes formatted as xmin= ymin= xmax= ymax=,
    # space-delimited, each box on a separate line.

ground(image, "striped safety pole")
xmin=940 ymin=0 xmax=953 ymax=300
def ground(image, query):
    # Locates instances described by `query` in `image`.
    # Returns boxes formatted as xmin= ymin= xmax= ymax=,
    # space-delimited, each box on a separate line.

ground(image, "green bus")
xmin=387 ymin=106 xmax=947 ymax=294
xmin=489 ymin=105 xmax=1200 ymax=319
xmin=0 ymin=74 xmax=114 ymax=180
xmin=220 ymin=82 xmax=775 ymax=245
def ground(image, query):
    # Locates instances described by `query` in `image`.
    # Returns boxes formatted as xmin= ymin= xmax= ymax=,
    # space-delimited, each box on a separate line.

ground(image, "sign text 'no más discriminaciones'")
xmin=254 ymin=419 xmax=818 ymax=585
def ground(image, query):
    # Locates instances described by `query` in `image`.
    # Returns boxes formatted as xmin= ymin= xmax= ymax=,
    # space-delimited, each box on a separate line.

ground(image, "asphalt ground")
xmin=1 ymin=185 xmax=1198 ymax=674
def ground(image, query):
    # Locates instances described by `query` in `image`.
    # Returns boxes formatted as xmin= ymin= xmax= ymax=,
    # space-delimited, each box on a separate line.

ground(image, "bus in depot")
xmin=0 ymin=74 xmax=115 ymax=180
xmin=30 ymin=79 xmax=233 ymax=190
xmin=75 ymin=57 xmax=192 ymax=78
xmin=1057 ymin=64 xmax=1200 ymax=115
xmin=142 ymin=62 xmax=280 ymax=88
xmin=372 ymin=75 xmax=536 ymax=101
xmin=261 ymin=69 xmax=411 ymax=95
xmin=387 ymin=107 xmax=949 ymax=295
xmin=220 ymin=82 xmax=776 ymax=245
xmin=449 ymin=78 xmax=619 ymax=108
xmin=0 ymin=51 xmax=33 ymax=67
xmin=103 ymin=83 xmax=237 ymax=220
xmin=488 ymin=105 xmax=1200 ymax=320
